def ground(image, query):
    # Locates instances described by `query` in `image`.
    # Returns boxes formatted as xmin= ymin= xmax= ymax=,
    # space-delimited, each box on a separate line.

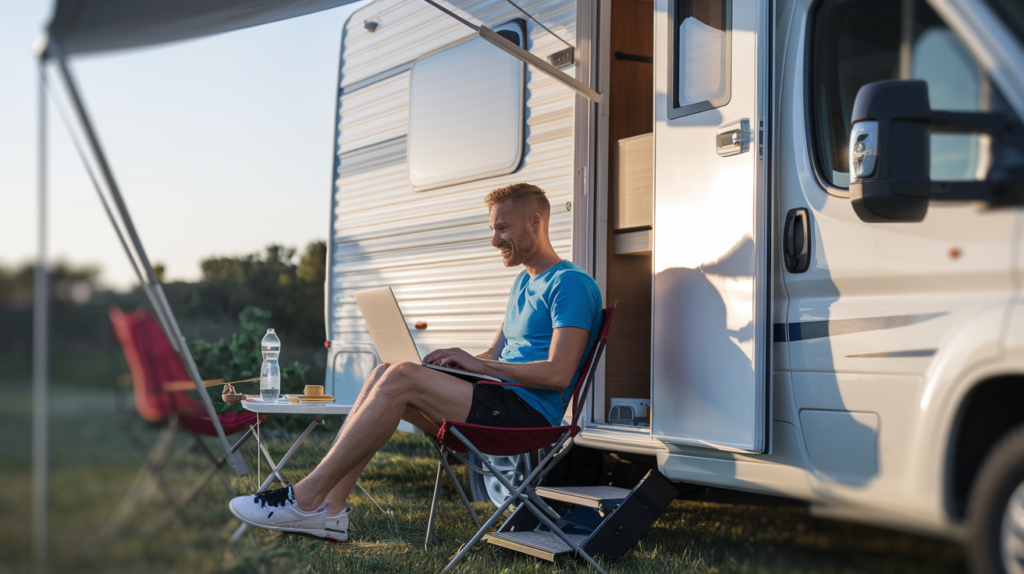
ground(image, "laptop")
xmin=353 ymin=287 xmax=502 ymax=383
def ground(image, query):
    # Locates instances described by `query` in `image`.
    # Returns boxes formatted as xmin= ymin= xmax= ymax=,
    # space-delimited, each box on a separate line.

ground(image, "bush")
xmin=189 ymin=306 xmax=309 ymax=411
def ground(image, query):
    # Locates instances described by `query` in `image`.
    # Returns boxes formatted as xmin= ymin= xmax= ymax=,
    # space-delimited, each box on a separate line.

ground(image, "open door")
xmin=651 ymin=0 xmax=771 ymax=453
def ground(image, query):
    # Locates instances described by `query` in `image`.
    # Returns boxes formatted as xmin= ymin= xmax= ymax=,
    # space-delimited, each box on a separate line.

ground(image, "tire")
xmin=967 ymin=423 xmax=1024 ymax=574
xmin=468 ymin=452 xmax=534 ymax=508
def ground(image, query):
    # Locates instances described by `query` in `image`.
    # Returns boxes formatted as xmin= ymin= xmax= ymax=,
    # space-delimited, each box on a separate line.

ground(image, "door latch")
xmin=784 ymin=208 xmax=811 ymax=273
xmin=716 ymin=118 xmax=752 ymax=157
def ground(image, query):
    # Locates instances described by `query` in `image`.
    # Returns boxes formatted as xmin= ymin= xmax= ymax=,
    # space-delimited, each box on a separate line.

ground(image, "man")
xmin=229 ymin=183 xmax=603 ymax=542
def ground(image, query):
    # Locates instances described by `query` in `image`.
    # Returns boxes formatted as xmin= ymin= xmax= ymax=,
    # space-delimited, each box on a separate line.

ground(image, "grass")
xmin=0 ymin=382 xmax=968 ymax=573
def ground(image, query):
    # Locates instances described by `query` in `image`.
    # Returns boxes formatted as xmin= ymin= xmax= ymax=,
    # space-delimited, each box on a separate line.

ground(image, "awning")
xmin=45 ymin=0 xmax=601 ymax=101
xmin=45 ymin=0 xmax=360 ymax=55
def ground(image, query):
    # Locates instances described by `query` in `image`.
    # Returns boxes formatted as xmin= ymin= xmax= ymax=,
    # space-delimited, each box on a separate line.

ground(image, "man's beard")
xmin=500 ymin=233 xmax=536 ymax=267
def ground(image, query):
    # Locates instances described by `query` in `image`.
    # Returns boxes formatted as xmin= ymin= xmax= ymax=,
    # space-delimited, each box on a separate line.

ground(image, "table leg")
xmin=257 ymin=419 xmax=319 ymax=492
xmin=258 ymin=439 xmax=290 ymax=486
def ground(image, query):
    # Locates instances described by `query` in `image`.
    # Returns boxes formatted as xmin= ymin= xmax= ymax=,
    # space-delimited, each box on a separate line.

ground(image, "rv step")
xmin=483 ymin=531 xmax=589 ymax=561
xmin=535 ymin=485 xmax=632 ymax=510
xmin=487 ymin=470 xmax=678 ymax=563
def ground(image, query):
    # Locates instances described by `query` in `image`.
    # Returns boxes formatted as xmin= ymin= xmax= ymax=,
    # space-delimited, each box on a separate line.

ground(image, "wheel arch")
xmin=945 ymin=374 xmax=1024 ymax=520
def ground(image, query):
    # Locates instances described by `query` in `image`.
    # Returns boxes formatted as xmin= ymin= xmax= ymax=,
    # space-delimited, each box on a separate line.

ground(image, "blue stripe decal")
xmin=846 ymin=349 xmax=937 ymax=358
xmin=776 ymin=312 xmax=947 ymax=343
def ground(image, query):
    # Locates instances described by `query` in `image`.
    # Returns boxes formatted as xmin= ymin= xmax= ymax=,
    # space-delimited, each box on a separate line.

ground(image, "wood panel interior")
xmin=603 ymin=0 xmax=654 ymax=420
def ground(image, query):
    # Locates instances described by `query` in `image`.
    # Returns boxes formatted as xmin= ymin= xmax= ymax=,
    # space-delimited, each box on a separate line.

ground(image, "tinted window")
xmin=985 ymin=0 xmax=1024 ymax=45
xmin=811 ymin=0 xmax=1015 ymax=188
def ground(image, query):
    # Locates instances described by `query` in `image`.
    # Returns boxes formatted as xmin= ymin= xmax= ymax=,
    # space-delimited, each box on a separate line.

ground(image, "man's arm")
xmin=423 ymin=326 xmax=589 ymax=391
xmin=475 ymin=322 xmax=505 ymax=361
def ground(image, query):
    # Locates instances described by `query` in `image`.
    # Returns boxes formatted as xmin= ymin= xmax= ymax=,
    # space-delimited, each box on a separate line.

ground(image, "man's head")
xmin=485 ymin=183 xmax=552 ymax=267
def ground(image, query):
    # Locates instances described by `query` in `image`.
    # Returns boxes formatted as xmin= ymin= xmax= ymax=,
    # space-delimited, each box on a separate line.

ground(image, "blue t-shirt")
xmin=500 ymin=260 xmax=603 ymax=425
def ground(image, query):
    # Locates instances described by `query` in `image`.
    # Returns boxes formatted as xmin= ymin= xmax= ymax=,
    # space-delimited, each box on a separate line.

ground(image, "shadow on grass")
xmin=0 ymin=384 xmax=966 ymax=573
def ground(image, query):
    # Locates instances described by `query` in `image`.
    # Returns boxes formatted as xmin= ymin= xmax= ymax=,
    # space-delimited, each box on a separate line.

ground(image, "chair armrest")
xmin=161 ymin=376 xmax=261 ymax=393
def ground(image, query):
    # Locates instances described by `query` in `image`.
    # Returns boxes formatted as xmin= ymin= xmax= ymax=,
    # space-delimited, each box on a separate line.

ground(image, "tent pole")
xmin=51 ymin=53 xmax=249 ymax=477
xmin=32 ymin=58 xmax=50 ymax=574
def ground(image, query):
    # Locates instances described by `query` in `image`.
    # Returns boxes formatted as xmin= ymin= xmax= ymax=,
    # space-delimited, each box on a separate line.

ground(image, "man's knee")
xmin=377 ymin=361 xmax=420 ymax=394
xmin=386 ymin=360 xmax=420 ymax=377
xmin=367 ymin=363 xmax=389 ymax=384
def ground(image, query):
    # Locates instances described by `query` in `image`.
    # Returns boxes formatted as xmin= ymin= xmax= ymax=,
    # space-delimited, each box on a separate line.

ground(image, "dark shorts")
xmin=466 ymin=383 xmax=551 ymax=428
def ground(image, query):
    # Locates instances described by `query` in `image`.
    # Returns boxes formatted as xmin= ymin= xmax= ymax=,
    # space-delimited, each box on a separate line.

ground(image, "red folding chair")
xmin=103 ymin=306 xmax=270 ymax=540
xmin=426 ymin=302 xmax=616 ymax=573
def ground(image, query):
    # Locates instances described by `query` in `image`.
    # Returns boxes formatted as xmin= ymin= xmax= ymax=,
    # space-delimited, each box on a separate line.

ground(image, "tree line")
xmin=0 ymin=241 xmax=328 ymax=394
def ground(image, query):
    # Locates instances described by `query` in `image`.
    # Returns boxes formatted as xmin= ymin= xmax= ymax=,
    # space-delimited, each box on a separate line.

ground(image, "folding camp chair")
xmin=103 ymin=306 xmax=275 ymax=540
xmin=426 ymin=302 xmax=616 ymax=573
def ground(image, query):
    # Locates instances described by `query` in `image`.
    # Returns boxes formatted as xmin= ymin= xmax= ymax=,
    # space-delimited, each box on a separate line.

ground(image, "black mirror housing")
xmin=849 ymin=80 xmax=931 ymax=222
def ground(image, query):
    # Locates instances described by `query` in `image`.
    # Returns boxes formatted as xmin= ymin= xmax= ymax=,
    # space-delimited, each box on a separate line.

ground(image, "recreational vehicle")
xmin=322 ymin=0 xmax=1024 ymax=570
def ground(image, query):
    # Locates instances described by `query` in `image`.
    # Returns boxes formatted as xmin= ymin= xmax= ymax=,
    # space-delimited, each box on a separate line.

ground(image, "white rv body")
xmin=325 ymin=0 xmax=1024 ymax=550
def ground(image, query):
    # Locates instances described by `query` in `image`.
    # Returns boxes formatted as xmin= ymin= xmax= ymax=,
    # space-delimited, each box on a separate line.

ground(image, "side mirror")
xmin=849 ymin=80 xmax=930 ymax=222
xmin=849 ymin=79 xmax=1017 ymax=222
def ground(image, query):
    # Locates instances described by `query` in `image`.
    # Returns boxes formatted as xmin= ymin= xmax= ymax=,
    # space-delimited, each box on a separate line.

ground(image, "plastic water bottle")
xmin=260 ymin=329 xmax=281 ymax=400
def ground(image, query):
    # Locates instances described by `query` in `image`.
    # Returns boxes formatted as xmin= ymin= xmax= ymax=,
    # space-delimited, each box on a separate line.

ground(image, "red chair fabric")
xmin=437 ymin=421 xmax=576 ymax=456
xmin=435 ymin=303 xmax=616 ymax=455
xmin=109 ymin=306 xmax=259 ymax=434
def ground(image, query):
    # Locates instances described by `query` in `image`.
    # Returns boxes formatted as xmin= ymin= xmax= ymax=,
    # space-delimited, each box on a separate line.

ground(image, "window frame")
xmin=407 ymin=19 xmax=527 ymax=192
xmin=804 ymin=0 xmax=851 ymax=198
xmin=667 ymin=0 xmax=733 ymax=120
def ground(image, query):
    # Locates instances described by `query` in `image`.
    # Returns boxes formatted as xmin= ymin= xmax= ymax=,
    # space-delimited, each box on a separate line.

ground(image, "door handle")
xmin=716 ymin=118 xmax=752 ymax=156
xmin=784 ymin=208 xmax=811 ymax=273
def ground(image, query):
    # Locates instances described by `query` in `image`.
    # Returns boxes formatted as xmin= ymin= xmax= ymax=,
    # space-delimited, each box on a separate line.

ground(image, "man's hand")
xmin=423 ymin=348 xmax=488 ymax=374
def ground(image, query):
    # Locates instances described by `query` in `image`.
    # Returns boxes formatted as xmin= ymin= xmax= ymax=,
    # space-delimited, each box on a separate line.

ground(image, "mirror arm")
xmin=930 ymin=172 xmax=1024 ymax=206
xmin=928 ymin=111 xmax=1012 ymax=136
xmin=930 ymin=181 xmax=998 ymax=200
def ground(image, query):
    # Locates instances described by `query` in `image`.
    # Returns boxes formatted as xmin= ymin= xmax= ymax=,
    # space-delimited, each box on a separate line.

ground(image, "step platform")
xmin=484 ymin=469 xmax=677 ymax=562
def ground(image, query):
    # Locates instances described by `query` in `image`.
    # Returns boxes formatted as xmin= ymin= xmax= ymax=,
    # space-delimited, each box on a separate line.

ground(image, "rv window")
xmin=811 ymin=0 xmax=1008 ymax=189
xmin=408 ymin=22 xmax=525 ymax=190
xmin=667 ymin=0 xmax=731 ymax=119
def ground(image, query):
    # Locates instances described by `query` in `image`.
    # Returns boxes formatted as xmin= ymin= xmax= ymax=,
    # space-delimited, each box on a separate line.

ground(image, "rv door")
xmin=651 ymin=0 xmax=771 ymax=453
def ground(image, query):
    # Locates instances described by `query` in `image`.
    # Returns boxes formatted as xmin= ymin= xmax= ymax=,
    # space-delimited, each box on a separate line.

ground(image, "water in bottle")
xmin=260 ymin=329 xmax=281 ymax=400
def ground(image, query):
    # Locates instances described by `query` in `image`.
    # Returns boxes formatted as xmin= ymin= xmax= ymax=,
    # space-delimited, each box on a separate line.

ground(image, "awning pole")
xmin=51 ymin=51 xmax=248 ymax=477
xmin=38 ymin=61 xmax=179 ymax=350
xmin=32 ymin=58 xmax=50 ymax=574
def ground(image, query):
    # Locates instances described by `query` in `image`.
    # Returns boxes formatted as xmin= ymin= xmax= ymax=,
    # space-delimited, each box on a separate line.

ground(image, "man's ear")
xmin=531 ymin=213 xmax=541 ymax=232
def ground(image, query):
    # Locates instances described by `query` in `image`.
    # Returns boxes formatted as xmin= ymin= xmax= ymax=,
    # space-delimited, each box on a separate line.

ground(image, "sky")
xmin=0 ymin=0 xmax=369 ymax=290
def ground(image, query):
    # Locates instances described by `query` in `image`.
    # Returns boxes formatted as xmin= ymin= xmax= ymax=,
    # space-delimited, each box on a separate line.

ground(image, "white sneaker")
xmin=325 ymin=504 xmax=352 ymax=542
xmin=229 ymin=486 xmax=348 ymax=542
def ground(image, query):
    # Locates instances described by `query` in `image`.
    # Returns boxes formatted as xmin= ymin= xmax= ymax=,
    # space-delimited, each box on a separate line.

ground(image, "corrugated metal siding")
xmin=327 ymin=0 xmax=577 ymax=398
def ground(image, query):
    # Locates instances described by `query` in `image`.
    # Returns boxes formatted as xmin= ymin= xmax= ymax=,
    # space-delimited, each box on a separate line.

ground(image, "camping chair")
xmin=103 ymin=306 xmax=273 ymax=540
xmin=426 ymin=302 xmax=616 ymax=573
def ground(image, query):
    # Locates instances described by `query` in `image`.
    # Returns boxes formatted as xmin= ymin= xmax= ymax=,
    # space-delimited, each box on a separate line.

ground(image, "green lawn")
xmin=0 ymin=383 xmax=967 ymax=573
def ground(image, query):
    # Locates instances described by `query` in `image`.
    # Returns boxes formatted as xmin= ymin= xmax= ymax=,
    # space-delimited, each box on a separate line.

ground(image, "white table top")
xmin=241 ymin=398 xmax=351 ymax=415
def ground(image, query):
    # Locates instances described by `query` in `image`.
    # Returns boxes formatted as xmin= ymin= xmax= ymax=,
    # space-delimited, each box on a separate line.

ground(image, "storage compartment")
xmin=602 ymin=0 xmax=654 ymax=421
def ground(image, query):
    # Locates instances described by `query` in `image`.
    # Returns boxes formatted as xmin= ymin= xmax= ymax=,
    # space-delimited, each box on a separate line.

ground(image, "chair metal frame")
xmin=103 ymin=413 xmax=273 ymax=541
xmin=426 ymin=302 xmax=615 ymax=573
xmin=103 ymin=307 xmax=272 ymax=541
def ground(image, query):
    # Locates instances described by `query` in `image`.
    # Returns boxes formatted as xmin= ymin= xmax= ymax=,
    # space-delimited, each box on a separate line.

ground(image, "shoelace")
xmin=253 ymin=486 xmax=295 ymax=509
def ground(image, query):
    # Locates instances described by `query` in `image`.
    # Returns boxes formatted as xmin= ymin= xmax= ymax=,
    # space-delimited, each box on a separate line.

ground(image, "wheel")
xmin=468 ymin=452 xmax=530 ymax=507
xmin=967 ymin=423 xmax=1024 ymax=574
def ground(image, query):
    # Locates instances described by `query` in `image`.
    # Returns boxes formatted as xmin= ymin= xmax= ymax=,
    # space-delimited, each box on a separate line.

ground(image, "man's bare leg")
xmin=321 ymin=406 xmax=440 ymax=513
xmin=294 ymin=361 xmax=473 ymax=511
xmin=316 ymin=364 xmax=443 ymax=513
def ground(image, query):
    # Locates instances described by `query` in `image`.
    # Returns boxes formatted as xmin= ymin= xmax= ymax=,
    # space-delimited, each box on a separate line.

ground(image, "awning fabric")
xmin=46 ymin=0 xmax=360 ymax=55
